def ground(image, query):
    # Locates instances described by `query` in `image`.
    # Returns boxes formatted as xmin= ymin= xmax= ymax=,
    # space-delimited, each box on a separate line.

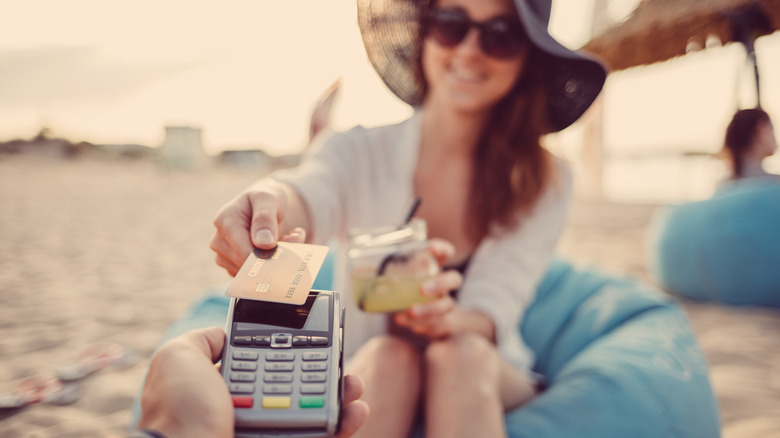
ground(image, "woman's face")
xmin=421 ymin=0 xmax=528 ymax=115
xmin=751 ymin=120 xmax=777 ymax=159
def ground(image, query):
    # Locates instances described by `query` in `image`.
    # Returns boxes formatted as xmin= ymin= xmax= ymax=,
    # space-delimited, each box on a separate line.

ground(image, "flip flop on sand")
xmin=0 ymin=393 xmax=28 ymax=410
xmin=0 ymin=376 xmax=80 ymax=409
xmin=55 ymin=342 xmax=138 ymax=382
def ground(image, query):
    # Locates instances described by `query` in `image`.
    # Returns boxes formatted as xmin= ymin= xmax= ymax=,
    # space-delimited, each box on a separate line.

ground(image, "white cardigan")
xmin=272 ymin=111 xmax=572 ymax=371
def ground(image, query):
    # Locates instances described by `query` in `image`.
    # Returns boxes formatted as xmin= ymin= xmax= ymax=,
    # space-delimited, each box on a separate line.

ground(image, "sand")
xmin=0 ymin=155 xmax=778 ymax=437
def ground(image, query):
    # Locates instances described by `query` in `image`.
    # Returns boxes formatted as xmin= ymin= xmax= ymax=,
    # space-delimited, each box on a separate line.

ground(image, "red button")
xmin=232 ymin=396 xmax=254 ymax=408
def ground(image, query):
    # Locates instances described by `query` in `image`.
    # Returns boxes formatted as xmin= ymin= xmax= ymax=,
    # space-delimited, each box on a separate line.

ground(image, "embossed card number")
xmin=225 ymin=242 xmax=329 ymax=305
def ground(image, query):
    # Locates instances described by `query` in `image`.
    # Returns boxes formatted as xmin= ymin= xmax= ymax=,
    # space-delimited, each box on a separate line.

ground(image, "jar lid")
xmin=348 ymin=218 xmax=427 ymax=249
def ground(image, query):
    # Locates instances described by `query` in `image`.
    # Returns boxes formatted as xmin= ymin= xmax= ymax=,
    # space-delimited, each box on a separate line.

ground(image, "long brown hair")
xmin=415 ymin=1 xmax=557 ymax=241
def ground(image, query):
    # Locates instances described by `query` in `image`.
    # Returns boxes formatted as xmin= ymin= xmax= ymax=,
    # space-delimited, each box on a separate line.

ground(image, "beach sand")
xmin=1 ymin=155 xmax=778 ymax=437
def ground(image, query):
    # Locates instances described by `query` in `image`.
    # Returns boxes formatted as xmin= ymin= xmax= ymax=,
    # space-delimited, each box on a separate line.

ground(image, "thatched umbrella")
xmin=584 ymin=0 xmax=779 ymax=105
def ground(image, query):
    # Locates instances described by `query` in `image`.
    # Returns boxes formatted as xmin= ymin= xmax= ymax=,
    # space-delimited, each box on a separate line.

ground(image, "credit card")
xmin=225 ymin=242 xmax=330 ymax=305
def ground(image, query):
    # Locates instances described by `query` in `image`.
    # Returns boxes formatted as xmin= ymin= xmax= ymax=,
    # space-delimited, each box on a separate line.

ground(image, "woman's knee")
xmin=424 ymin=334 xmax=504 ymax=408
xmin=425 ymin=333 xmax=500 ymax=378
xmin=350 ymin=335 xmax=422 ymax=374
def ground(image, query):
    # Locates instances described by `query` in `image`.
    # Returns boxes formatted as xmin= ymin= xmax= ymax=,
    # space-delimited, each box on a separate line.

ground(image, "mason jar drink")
xmin=347 ymin=218 xmax=440 ymax=313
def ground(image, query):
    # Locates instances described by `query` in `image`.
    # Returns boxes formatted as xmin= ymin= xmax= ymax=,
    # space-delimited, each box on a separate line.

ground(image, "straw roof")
xmin=583 ymin=0 xmax=780 ymax=71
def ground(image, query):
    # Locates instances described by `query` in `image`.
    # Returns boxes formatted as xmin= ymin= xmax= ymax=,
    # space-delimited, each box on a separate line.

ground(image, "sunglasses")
xmin=423 ymin=8 xmax=526 ymax=59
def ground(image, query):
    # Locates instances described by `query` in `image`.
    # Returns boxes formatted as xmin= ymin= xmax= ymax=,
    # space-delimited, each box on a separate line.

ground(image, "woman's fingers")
xmin=211 ymin=196 xmax=255 ymax=274
xmin=410 ymin=295 xmax=455 ymax=319
xmin=214 ymin=253 xmax=239 ymax=277
xmin=280 ymin=227 xmax=307 ymax=244
xmin=394 ymin=296 xmax=457 ymax=338
xmin=428 ymin=238 xmax=456 ymax=266
xmin=421 ymin=270 xmax=463 ymax=298
xmin=390 ymin=267 xmax=463 ymax=338
xmin=210 ymin=226 xmax=251 ymax=273
xmin=213 ymin=226 xmax=308 ymax=277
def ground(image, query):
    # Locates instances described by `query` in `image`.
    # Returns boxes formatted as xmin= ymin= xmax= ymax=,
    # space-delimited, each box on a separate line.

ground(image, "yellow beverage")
xmin=351 ymin=270 xmax=436 ymax=313
xmin=347 ymin=218 xmax=438 ymax=312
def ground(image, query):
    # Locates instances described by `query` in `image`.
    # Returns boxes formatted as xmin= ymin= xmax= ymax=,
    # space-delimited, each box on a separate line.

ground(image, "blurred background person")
xmin=720 ymin=107 xmax=779 ymax=184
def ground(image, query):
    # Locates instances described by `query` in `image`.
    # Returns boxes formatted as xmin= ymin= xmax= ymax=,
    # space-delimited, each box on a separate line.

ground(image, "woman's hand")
xmin=210 ymin=180 xmax=308 ymax=276
xmin=393 ymin=239 xmax=496 ymax=340
xmin=393 ymin=239 xmax=464 ymax=339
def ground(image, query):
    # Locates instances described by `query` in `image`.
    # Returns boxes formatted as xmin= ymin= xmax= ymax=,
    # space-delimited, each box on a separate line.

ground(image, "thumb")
xmin=248 ymin=191 xmax=284 ymax=250
xmin=180 ymin=327 xmax=226 ymax=363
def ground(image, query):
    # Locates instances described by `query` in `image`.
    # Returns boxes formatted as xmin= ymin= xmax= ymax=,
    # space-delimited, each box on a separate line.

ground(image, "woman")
xmin=210 ymin=0 xmax=605 ymax=436
xmin=721 ymin=107 xmax=778 ymax=182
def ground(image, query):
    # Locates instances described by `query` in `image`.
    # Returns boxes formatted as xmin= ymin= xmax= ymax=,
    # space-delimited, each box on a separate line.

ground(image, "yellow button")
xmin=262 ymin=396 xmax=292 ymax=409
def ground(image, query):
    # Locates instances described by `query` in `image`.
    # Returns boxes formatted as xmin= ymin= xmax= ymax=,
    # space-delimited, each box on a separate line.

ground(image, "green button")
xmin=299 ymin=396 xmax=325 ymax=408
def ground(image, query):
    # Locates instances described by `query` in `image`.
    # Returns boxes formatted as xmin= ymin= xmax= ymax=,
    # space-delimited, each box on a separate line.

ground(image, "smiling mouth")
xmin=449 ymin=65 xmax=486 ymax=83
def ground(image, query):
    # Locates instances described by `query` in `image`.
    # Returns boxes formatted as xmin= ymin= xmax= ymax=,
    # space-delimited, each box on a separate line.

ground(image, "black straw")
xmin=376 ymin=197 xmax=422 ymax=276
xmin=404 ymin=197 xmax=422 ymax=224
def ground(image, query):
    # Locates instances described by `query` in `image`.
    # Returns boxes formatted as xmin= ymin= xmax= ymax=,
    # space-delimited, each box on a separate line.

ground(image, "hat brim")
xmin=513 ymin=0 xmax=607 ymax=130
xmin=357 ymin=0 xmax=607 ymax=132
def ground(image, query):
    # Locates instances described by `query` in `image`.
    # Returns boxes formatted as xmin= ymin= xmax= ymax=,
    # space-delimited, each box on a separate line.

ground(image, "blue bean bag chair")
xmin=647 ymin=179 xmax=780 ymax=307
xmin=132 ymin=256 xmax=720 ymax=437
xmin=508 ymin=259 xmax=720 ymax=438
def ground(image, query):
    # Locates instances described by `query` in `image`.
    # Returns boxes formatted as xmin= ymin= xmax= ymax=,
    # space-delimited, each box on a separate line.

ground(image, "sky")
xmin=0 ymin=0 xmax=777 ymax=163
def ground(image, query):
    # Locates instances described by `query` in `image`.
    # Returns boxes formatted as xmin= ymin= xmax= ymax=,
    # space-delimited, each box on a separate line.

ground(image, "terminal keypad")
xmin=228 ymin=333 xmax=330 ymax=410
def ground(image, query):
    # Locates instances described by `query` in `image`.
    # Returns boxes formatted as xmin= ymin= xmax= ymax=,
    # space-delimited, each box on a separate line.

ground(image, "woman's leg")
xmin=423 ymin=333 xmax=537 ymax=438
xmin=346 ymin=335 xmax=423 ymax=438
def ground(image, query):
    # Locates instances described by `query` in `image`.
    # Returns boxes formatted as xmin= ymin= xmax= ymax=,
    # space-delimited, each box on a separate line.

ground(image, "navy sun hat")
xmin=357 ymin=0 xmax=608 ymax=132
